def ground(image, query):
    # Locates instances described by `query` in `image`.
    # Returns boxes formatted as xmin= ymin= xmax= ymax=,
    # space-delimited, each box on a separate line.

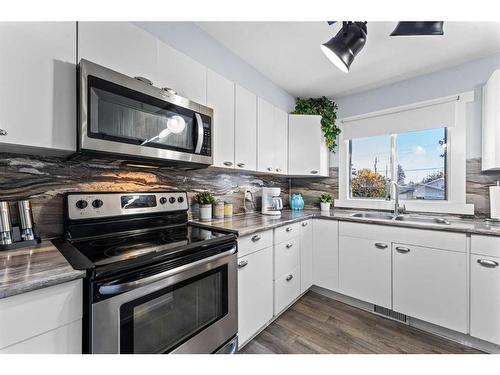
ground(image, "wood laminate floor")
xmin=239 ymin=291 xmax=482 ymax=354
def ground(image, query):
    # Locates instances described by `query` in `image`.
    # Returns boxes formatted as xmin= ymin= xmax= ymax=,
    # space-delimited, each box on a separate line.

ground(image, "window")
xmin=337 ymin=92 xmax=475 ymax=215
xmin=349 ymin=128 xmax=447 ymax=201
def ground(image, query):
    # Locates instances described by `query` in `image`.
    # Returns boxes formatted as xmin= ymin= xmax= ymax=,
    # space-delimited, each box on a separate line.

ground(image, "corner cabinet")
xmin=312 ymin=219 xmax=339 ymax=291
xmin=482 ymin=69 xmax=500 ymax=171
xmin=0 ymin=22 xmax=77 ymax=154
xmin=288 ymin=114 xmax=329 ymax=177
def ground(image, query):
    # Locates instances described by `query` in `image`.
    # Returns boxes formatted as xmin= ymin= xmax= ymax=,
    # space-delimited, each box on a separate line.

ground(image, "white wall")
xmin=335 ymin=53 xmax=500 ymax=162
xmin=134 ymin=22 xmax=295 ymax=112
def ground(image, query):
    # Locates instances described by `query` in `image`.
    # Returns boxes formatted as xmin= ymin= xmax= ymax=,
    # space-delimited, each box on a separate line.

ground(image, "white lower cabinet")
xmin=237 ymin=245 xmax=273 ymax=347
xmin=392 ymin=243 xmax=467 ymax=333
xmin=0 ymin=279 xmax=82 ymax=353
xmin=274 ymin=231 xmax=301 ymax=315
xmin=299 ymin=220 xmax=313 ymax=293
xmin=338 ymin=236 xmax=392 ymax=308
xmin=470 ymin=235 xmax=500 ymax=345
xmin=312 ymin=219 xmax=339 ymax=291
xmin=274 ymin=267 xmax=301 ymax=314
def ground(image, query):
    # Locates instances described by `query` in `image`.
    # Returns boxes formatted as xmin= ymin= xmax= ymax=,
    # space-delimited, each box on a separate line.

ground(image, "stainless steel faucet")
xmin=386 ymin=180 xmax=406 ymax=217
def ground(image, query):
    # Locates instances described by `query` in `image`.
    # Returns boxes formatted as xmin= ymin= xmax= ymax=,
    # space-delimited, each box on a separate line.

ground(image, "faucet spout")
xmin=386 ymin=180 xmax=405 ymax=217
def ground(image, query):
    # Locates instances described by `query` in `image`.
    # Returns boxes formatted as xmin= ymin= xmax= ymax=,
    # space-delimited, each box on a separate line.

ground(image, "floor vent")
xmin=373 ymin=305 xmax=407 ymax=323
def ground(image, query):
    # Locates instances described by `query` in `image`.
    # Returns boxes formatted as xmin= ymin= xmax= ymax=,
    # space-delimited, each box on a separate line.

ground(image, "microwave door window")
xmin=89 ymin=85 xmax=195 ymax=152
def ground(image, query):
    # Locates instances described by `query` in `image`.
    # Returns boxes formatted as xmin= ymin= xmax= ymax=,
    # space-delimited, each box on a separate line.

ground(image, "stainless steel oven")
xmin=78 ymin=59 xmax=213 ymax=167
xmin=92 ymin=243 xmax=237 ymax=354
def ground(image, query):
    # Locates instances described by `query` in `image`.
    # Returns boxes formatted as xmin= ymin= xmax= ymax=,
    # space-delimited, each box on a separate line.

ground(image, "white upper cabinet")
xmin=482 ymin=69 xmax=500 ymax=171
xmin=156 ymin=42 xmax=207 ymax=105
xmin=78 ymin=22 xmax=159 ymax=83
xmin=0 ymin=22 xmax=76 ymax=153
xmin=234 ymin=85 xmax=257 ymax=171
xmin=288 ymin=114 xmax=329 ymax=176
xmin=274 ymin=108 xmax=289 ymax=175
xmin=257 ymin=97 xmax=276 ymax=173
xmin=257 ymin=98 xmax=288 ymax=174
xmin=207 ymin=69 xmax=235 ymax=169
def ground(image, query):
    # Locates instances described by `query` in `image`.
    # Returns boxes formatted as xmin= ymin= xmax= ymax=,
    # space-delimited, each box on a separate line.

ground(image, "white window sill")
xmin=334 ymin=199 xmax=474 ymax=216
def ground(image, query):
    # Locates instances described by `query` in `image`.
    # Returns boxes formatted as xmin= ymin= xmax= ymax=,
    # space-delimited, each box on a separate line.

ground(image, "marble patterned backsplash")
xmin=0 ymin=153 xmax=289 ymax=239
xmin=289 ymin=158 xmax=499 ymax=217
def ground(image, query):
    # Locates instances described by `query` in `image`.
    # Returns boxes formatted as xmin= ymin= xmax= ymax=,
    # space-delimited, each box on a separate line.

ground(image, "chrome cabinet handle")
xmin=286 ymin=243 xmax=293 ymax=248
xmin=302 ymin=221 xmax=308 ymax=227
xmin=286 ymin=274 xmax=293 ymax=281
xmin=374 ymin=242 xmax=388 ymax=249
xmin=395 ymin=246 xmax=410 ymax=253
xmin=238 ymin=260 xmax=249 ymax=268
xmin=286 ymin=227 xmax=293 ymax=232
xmin=477 ymin=259 xmax=499 ymax=268
xmin=267 ymin=167 xmax=273 ymax=171
xmin=237 ymin=162 xmax=246 ymax=168
xmin=310 ymin=170 xmax=318 ymax=174
xmin=276 ymin=168 xmax=282 ymax=172
xmin=223 ymin=161 xmax=233 ymax=167
xmin=0 ymin=129 xmax=7 ymax=136
xmin=251 ymin=234 xmax=261 ymax=242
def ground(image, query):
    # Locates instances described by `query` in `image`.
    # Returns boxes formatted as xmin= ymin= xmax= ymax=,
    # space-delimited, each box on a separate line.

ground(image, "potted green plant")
xmin=319 ymin=193 xmax=333 ymax=212
xmin=194 ymin=191 xmax=216 ymax=221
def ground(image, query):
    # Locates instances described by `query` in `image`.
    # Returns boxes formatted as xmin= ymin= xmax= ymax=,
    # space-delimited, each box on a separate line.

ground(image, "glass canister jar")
xmin=224 ymin=201 xmax=233 ymax=218
xmin=214 ymin=200 xmax=225 ymax=220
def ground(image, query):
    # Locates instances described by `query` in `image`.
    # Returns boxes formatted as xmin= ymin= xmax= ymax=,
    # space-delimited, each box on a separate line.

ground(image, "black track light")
xmin=390 ymin=21 xmax=444 ymax=36
xmin=321 ymin=21 xmax=368 ymax=73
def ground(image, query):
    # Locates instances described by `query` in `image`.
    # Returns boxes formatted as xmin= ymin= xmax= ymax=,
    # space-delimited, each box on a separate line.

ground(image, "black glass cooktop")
xmin=71 ymin=224 xmax=232 ymax=267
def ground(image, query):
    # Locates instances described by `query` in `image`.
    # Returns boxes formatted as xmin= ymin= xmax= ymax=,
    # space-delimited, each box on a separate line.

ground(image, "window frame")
xmin=335 ymin=92 xmax=474 ymax=215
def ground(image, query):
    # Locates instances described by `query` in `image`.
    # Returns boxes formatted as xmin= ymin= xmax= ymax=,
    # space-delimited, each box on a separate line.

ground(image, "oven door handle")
xmin=194 ymin=113 xmax=204 ymax=154
xmin=99 ymin=245 xmax=237 ymax=296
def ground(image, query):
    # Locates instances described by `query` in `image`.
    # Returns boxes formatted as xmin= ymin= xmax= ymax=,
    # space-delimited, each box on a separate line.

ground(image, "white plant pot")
xmin=320 ymin=202 xmax=331 ymax=212
xmin=199 ymin=204 xmax=213 ymax=222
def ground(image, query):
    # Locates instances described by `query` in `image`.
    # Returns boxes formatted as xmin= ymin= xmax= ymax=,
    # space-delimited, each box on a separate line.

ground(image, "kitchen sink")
xmin=350 ymin=212 xmax=395 ymax=220
xmin=394 ymin=216 xmax=451 ymax=225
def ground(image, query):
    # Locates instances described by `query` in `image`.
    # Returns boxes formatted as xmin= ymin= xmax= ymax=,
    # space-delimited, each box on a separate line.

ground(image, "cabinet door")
xmin=157 ymin=42 xmax=207 ymax=105
xmin=234 ymin=85 xmax=257 ymax=171
xmin=393 ymin=244 xmax=467 ymax=333
xmin=471 ymin=254 xmax=500 ymax=344
xmin=273 ymin=108 xmax=288 ymax=175
xmin=0 ymin=22 xmax=76 ymax=152
xmin=312 ymin=219 xmax=339 ymax=291
xmin=338 ymin=236 xmax=391 ymax=308
xmin=288 ymin=114 xmax=328 ymax=176
xmin=300 ymin=220 xmax=313 ymax=293
xmin=257 ymin=97 xmax=276 ymax=173
xmin=237 ymin=247 xmax=273 ymax=347
xmin=78 ymin=22 xmax=158 ymax=83
xmin=274 ymin=266 xmax=301 ymax=315
xmin=207 ymin=69 xmax=235 ymax=168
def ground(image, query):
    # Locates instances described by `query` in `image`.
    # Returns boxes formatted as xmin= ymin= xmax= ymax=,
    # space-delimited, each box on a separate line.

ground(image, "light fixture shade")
xmin=321 ymin=22 xmax=367 ymax=72
xmin=390 ymin=21 xmax=444 ymax=36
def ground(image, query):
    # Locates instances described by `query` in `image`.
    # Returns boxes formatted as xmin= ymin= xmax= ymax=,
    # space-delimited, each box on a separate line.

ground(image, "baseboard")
xmin=311 ymin=285 xmax=500 ymax=354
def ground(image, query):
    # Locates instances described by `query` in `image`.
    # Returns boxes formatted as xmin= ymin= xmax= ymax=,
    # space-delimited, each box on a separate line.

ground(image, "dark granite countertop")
xmin=0 ymin=241 xmax=85 ymax=299
xmin=191 ymin=209 xmax=500 ymax=237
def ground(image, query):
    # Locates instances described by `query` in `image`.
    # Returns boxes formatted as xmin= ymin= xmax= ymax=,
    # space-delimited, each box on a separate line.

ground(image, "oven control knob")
xmin=75 ymin=200 xmax=88 ymax=209
xmin=169 ymin=197 xmax=176 ymax=204
xmin=159 ymin=197 xmax=167 ymax=205
xmin=177 ymin=196 xmax=184 ymax=203
xmin=92 ymin=199 xmax=104 ymax=209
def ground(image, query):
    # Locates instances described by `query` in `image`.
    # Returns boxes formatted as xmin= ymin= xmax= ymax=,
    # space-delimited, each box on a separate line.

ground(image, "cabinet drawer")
xmin=237 ymin=230 xmax=273 ymax=258
xmin=471 ymin=235 xmax=500 ymax=258
xmin=274 ymin=267 xmax=301 ymax=315
xmin=274 ymin=238 xmax=300 ymax=279
xmin=470 ymin=253 xmax=500 ymax=345
xmin=0 ymin=279 xmax=82 ymax=349
xmin=275 ymin=222 xmax=301 ymax=244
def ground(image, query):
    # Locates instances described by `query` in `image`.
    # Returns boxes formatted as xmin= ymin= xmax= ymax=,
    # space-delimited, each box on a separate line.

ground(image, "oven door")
xmin=91 ymin=245 xmax=237 ymax=354
xmin=79 ymin=59 xmax=213 ymax=166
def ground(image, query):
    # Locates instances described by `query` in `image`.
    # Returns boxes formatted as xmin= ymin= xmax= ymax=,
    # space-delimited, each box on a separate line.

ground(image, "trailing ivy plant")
xmin=292 ymin=96 xmax=340 ymax=153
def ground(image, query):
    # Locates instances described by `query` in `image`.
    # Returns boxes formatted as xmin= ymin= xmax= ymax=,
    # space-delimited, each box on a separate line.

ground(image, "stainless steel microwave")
xmin=78 ymin=59 xmax=213 ymax=167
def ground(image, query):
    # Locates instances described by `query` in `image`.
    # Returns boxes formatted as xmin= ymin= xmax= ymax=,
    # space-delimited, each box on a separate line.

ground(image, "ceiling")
xmin=196 ymin=22 xmax=500 ymax=98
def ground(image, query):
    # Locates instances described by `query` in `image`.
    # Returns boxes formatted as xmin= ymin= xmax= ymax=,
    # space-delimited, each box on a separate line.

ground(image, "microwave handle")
xmin=194 ymin=113 xmax=204 ymax=154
